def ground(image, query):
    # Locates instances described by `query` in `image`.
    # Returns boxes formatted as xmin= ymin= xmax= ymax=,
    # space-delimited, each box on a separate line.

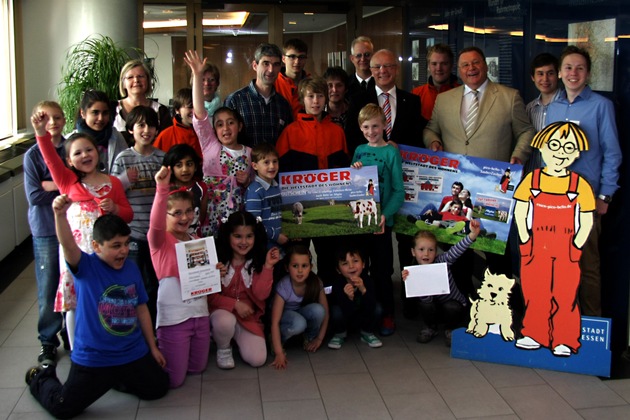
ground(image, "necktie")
xmin=361 ymin=80 xmax=367 ymax=91
xmin=465 ymin=90 xmax=479 ymax=138
xmin=382 ymin=92 xmax=392 ymax=140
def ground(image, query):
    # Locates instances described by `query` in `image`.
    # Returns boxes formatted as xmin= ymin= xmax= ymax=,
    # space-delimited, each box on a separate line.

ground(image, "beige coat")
xmin=423 ymin=81 xmax=534 ymax=163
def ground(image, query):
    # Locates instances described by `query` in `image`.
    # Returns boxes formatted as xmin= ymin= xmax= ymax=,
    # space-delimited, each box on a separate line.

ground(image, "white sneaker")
xmin=216 ymin=347 xmax=235 ymax=369
xmin=515 ymin=336 xmax=541 ymax=350
xmin=553 ymin=344 xmax=571 ymax=357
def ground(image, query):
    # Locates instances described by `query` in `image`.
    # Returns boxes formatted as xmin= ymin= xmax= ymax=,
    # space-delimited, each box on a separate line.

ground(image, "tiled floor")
xmin=2 ymin=262 xmax=630 ymax=419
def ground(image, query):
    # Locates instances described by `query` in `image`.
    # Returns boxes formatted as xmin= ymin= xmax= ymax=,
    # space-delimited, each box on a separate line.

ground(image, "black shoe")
xmin=25 ymin=365 xmax=43 ymax=386
xmin=60 ymin=328 xmax=71 ymax=350
xmin=37 ymin=344 xmax=57 ymax=365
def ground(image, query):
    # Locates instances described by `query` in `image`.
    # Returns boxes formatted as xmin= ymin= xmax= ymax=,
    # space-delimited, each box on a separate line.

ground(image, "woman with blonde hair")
xmin=113 ymin=59 xmax=172 ymax=143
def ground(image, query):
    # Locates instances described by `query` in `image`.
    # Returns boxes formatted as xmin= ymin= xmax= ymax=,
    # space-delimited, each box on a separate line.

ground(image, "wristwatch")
xmin=598 ymin=194 xmax=612 ymax=204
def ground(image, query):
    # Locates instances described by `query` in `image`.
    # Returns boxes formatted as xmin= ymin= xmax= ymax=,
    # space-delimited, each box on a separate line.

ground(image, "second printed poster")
xmin=394 ymin=145 xmax=522 ymax=255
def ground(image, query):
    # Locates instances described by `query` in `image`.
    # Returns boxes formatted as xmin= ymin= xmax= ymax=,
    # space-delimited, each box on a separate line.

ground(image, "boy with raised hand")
xmin=24 ymin=100 xmax=67 ymax=366
xmin=25 ymin=195 xmax=168 ymax=419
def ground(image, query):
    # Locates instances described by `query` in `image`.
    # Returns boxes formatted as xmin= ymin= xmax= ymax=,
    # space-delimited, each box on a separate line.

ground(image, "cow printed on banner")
xmin=349 ymin=199 xmax=378 ymax=228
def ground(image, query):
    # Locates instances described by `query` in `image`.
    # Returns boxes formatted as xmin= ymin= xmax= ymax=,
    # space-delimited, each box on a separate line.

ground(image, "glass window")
xmin=0 ymin=0 xmax=15 ymax=142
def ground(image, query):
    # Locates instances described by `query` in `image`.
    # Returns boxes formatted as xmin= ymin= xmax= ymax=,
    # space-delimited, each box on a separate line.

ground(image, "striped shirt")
xmin=419 ymin=235 xmax=475 ymax=305
xmin=524 ymin=89 xmax=562 ymax=173
xmin=111 ymin=147 xmax=165 ymax=240
xmin=245 ymin=175 xmax=283 ymax=248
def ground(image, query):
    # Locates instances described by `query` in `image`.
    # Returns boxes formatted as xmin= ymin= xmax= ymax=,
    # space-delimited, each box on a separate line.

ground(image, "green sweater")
xmin=352 ymin=143 xmax=404 ymax=227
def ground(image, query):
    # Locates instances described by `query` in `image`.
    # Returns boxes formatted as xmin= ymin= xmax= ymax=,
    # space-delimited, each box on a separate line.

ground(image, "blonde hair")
xmin=358 ymin=103 xmax=386 ymax=126
xmin=531 ymin=121 xmax=589 ymax=151
xmin=33 ymin=100 xmax=64 ymax=116
xmin=119 ymin=60 xmax=153 ymax=97
xmin=412 ymin=230 xmax=438 ymax=247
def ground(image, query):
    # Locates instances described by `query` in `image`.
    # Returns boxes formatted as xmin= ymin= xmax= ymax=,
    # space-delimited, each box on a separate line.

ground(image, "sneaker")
xmin=380 ymin=316 xmax=396 ymax=336
xmin=37 ymin=344 xmax=57 ymax=365
xmin=553 ymin=344 xmax=572 ymax=357
xmin=416 ymin=327 xmax=438 ymax=343
xmin=360 ymin=331 xmax=383 ymax=348
xmin=515 ymin=336 xmax=541 ymax=350
xmin=327 ymin=335 xmax=345 ymax=350
xmin=216 ymin=348 xmax=235 ymax=369
xmin=25 ymin=365 xmax=43 ymax=386
xmin=444 ymin=329 xmax=453 ymax=347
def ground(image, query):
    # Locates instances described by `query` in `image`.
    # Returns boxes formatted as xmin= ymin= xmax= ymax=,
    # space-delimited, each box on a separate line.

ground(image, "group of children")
xmin=24 ymin=49 xmax=482 ymax=418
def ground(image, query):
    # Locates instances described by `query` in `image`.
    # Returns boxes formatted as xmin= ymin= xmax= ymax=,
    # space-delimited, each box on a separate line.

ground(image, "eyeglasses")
xmin=353 ymin=52 xmax=372 ymax=60
xmin=459 ymin=60 xmax=483 ymax=70
xmin=369 ymin=64 xmax=397 ymax=70
xmin=167 ymin=209 xmax=195 ymax=218
xmin=285 ymin=54 xmax=308 ymax=61
xmin=547 ymin=139 xmax=577 ymax=154
xmin=125 ymin=75 xmax=147 ymax=81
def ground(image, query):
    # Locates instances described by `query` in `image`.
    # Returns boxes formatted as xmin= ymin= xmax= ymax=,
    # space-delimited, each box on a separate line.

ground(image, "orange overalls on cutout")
xmin=519 ymin=169 xmax=583 ymax=352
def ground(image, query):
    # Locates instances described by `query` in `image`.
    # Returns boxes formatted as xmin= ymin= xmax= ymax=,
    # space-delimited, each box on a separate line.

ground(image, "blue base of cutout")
xmin=451 ymin=316 xmax=611 ymax=377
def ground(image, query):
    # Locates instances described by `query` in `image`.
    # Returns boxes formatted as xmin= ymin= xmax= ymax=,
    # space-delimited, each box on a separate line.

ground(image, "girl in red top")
xmin=209 ymin=211 xmax=281 ymax=369
xmin=31 ymin=110 xmax=133 ymax=350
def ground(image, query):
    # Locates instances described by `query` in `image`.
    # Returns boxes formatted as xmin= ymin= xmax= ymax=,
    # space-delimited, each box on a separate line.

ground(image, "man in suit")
xmin=346 ymin=36 xmax=375 ymax=100
xmin=346 ymin=49 xmax=424 ymax=155
xmin=424 ymin=46 xmax=533 ymax=164
xmin=423 ymin=46 xmax=534 ymax=298
xmin=345 ymin=48 xmax=424 ymax=335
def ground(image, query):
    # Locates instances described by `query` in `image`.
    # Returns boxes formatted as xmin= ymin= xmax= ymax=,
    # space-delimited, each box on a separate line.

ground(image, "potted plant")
xmin=57 ymin=34 xmax=156 ymax=132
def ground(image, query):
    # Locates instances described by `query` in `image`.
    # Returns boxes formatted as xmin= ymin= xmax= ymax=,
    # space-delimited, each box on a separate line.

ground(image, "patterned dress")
xmin=54 ymin=182 xmax=112 ymax=312
xmin=202 ymin=147 xmax=250 ymax=237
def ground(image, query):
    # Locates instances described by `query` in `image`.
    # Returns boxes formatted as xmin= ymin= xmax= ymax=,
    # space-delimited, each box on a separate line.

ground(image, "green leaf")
xmin=56 ymin=35 xmax=156 ymax=132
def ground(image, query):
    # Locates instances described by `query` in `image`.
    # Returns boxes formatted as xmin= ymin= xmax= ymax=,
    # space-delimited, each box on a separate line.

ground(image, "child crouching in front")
xmin=327 ymin=245 xmax=382 ymax=349
xmin=209 ymin=211 xmax=282 ymax=369
xmin=26 ymin=196 xmax=168 ymax=419
xmin=402 ymin=219 xmax=481 ymax=347
xmin=270 ymin=244 xmax=329 ymax=369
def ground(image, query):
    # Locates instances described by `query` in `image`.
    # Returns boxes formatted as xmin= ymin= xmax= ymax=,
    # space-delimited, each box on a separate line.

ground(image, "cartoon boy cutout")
xmin=513 ymin=121 xmax=595 ymax=357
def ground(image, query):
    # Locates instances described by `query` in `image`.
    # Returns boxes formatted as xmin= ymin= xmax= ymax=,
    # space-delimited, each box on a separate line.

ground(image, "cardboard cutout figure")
xmin=467 ymin=269 xmax=515 ymax=341
xmin=513 ymin=121 xmax=595 ymax=357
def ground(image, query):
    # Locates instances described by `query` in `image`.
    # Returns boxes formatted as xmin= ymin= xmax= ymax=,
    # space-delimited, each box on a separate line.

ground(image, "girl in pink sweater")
xmin=185 ymin=50 xmax=254 ymax=237
xmin=148 ymin=166 xmax=210 ymax=388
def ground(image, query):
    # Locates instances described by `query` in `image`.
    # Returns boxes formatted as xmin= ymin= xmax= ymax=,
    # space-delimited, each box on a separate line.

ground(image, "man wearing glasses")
xmin=275 ymin=38 xmax=311 ymax=119
xmin=346 ymin=49 xmax=423 ymax=155
xmin=347 ymin=36 xmax=375 ymax=99
xmin=345 ymin=48 xmax=423 ymax=337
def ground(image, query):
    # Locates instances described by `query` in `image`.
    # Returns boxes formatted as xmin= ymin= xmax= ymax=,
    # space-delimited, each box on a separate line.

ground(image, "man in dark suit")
xmin=345 ymin=48 xmax=425 ymax=155
xmin=346 ymin=36 xmax=375 ymax=100
xmin=345 ymin=48 xmax=424 ymax=335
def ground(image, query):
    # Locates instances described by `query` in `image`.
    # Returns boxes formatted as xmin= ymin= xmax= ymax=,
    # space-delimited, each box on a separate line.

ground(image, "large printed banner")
xmin=279 ymin=166 xmax=381 ymax=238
xmin=393 ymin=145 xmax=522 ymax=255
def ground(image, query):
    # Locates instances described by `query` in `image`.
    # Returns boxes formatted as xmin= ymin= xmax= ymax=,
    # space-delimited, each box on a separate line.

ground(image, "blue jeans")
xmin=33 ymin=235 xmax=63 ymax=347
xmin=279 ymin=303 xmax=326 ymax=342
